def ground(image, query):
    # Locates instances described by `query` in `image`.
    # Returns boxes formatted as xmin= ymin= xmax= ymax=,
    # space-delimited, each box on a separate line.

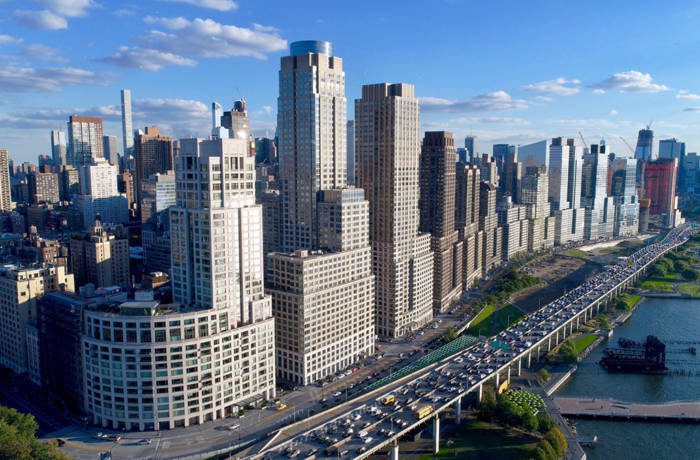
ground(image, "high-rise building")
xmin=455 ymin=162 xmax=483 ymax=289
xmin=521 ymin=166 xmax=555 ymax=251
xmin=278 ymin=41 xmax=347 ymax=251
xmin=0 ymin=264 xmax=74 ymax=376
xmin=356 ymin=82 xmax=434 ymax=338
xmin=518 ymin=139 xmax=550 ymax=170
xmin=68 ymin=115 xmax=104 ymax=167
xmin=549 ymin=138 xmax=585 ymax=245
xmin=27 ymin=170 xmax=60 ymax=204
xmin=70 ymin=221 xmax=130 ymax=288
xmin=120 ymin=89 xmax=134 ymax=156
xmin=133 ymin=126 xmax=174 ymax=214
xmin=659 ymin=138 xmax=686 ymax=191
xmin=347 ymin=120 xmax=355 ymax=185
xmin=117 ymin=170 xmax=135 ymax=209
xmin=499 ymin=149 xmax=522 ymax=203
xmin=479 ymin=153 xmax=499 ymax=187
xmin=255 ymin=137 xmax=278 ymax=164
xmin=581 ymin=143 xmax=615 ymax=240
xmin=211 ymin=101 xmax=222 ymax=131
xmin=102 ymin=135 xmax=120 ymax=167
xmin=635 ymin=126 xmax=654 ymax=162
xmin=419 ymin=131 xmax=462 ymax=312
xmin=221 ymin=100 xmax=251 ymax=140
xmin=465 ymin=136 xmax=477 ymax=163
xmin=645 ymin=158 xmax=681 ymax=227
xmin=0 ymin=149 xmax=14 ymax=211
xmin=50 ymin=130 xmax=67 ymax=166
xmin=479 ymin=181 xmax=502 ymax=272
xmin=140 ymin=171 xmax=176 ymax=225
xmin=76 ymin=160 xmax=129 ymax=227
xmin=58 ymin=164 xmax=79 ymax=201
xmin=610 ymin=157 xmax=639 ymax=237
xmin=498 ymin=197 xmax=530 ymax=261
xmin=267 ymin=188 xmax=375 ymax=385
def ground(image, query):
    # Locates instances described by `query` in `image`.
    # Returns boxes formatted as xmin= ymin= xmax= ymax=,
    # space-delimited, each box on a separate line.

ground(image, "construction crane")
xmin=578 ymin=131 xmax=588 ymax=149
xmin=619 ymin=136 xmax=636 ymax=155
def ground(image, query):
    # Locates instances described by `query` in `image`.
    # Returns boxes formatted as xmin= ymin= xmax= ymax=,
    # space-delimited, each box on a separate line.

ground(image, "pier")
xmin=554 ymin=397 xmax=700 ymax=423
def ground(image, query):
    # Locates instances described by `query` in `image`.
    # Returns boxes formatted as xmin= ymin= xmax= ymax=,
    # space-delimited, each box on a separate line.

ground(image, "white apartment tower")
xmin=121 ymin=89 xmax=134 ymax=156
xmin=0 ymin=149 xmax=11 ymax=211
xmin=549 ymin=137 xmax=585 ymax=245
xmin=76 ymin=159 xmax=128 ymax=227
xmin=582 ymin=143 xmax=615 ymax=240
xmin=278 ymin=40 xmax=347 ymax=251
xmin=356 ymin=82 xmax=434 ymax=338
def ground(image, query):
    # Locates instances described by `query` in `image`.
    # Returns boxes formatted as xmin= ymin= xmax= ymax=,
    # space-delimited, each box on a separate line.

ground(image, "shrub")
xmin=537 ymin=368 xmax=551 ymax=382
xmin=537 ymin=413 xmax=554 ymax=433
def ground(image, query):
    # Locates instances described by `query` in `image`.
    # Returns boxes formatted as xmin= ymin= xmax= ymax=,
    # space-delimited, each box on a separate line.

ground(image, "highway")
xmin=253 ymin=224 xmax=694 ymax=459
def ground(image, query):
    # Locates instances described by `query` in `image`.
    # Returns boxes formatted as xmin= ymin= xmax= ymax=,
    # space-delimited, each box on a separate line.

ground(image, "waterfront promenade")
xmin=555 ymin=397 xmax=700 ymax=422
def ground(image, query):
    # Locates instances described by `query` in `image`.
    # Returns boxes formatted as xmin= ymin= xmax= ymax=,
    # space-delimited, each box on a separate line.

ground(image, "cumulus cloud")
xmin=101 ymin=16 xmax=287 ymax=71
xmin=0 ymin=65 xmax=105 ymax=92
xmin=14 ymin=9 xmax=68 ymax=30
xmin=677 ymin=90 xmax=700 ymax=101
xmin=609 ymin=109 xmax=619 ymax=116
xmin=420 ymin=91 xmax=528 ymax=113
xmin=523 ymin=77 xmax=581 ymax=96
xmin=164 ymin=0 xmax=238 ymax=11
xmin=99 ymin=46 xmax=196 ymax=71
xmin=0 ymin=35 xmax=23 ymax=46
xmin=37 ymin=0 xmax=97 ymax=18
xmin=23 ymin=44 xmax=69 ymax=63
xmin=589 ymin=70 xmax=670 ymax=93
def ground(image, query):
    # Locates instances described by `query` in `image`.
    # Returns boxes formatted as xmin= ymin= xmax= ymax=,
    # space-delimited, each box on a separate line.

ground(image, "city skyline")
xmin=1 ymin=0 xmax=700 ymax=162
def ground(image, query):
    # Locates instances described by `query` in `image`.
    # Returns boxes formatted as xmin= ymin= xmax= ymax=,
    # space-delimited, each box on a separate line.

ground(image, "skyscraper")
xmin=347 ymin=120 xmax=355 ymax=185
xmin=221 ymin=100 xmax=251 ymax=140
xmin=50 ymin=129 xmax=67 ymax=166
xmin=356 ymin=82 xmax=434 ymax=338
xmin=76 ymin=160 xmax=128 ymax=227
xmin=0 ymin=149 xmax=12 ymax=211
xmin=465 ymin=136 xmax=477 ymax=163
xmin=455 ymin=162 xmax=483 ymax=288
xmin=479 ymin=181 xmax=502 ymax=272
xmin=659 ymin=138 xmax=686 ymax=191
xmin=278 ymin=40 xmax=347 ymax=251
xmin=133 ymin=126 xmax=174 ymax=214
xmin=70 ymin=221 xmax=130 ymax=289
xmin=67 ymin=115 xmax=104 ymax=166
xmin=521 ymin=166 xmax=555 ymax=251
xmin=27 ymin=170 xmax=60 ymax=204
xmin=102 ymin=134 xmax=119 ymax=167
xmin=211 ymin=101 xmax=222 ymax=131
xmin=419 ymin=131 xmax=462 ymax=312
xmin=120 ymin=89 xmax=133 ymax=156
xmin=581 ymin=143 xmax=615 ymax=240
xmin=645 ymin=158 xmax=681 ymax=227
xmin=549 ymin=137 xmax=584 ymax=244
xmin=611 ymin=157 xmax=639 ymax=237
xmin=635 ymin=126 xmax=654 ymax=162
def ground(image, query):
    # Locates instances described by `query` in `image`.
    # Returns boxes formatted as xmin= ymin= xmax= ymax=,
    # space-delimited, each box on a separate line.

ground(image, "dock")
xmin=554 ymin=397 xmax=700 ymax=423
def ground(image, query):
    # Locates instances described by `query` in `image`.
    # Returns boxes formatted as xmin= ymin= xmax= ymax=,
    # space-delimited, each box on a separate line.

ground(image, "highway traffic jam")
xmin=263 ymin=225 xmax=693 ymax=459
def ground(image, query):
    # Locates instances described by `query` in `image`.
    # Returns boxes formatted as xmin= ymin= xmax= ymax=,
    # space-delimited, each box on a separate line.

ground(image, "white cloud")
xmin=0 ymin=35 xmax=23 ymax=46
xmin=102 ymin=16 xmax=287 ymax=71
xmin=523 ymin=77 xmax=581 ymax=96
xmin=14 ymin=9 xmax=68 ymax=30
xmin=23 ymin=43 xmax=69 ymax=63
xmin=37 ymin=0 xmax=97 ymax=18
xmin=164 ymin=0 xmax=238 ymax=11
xmin=677 ymin=90 xmax=700 ymax=101
xmin=419 ymin=91 xmax=528 ymax=113
xmin=683 ymin=107 xmax=700 ymax=112
xmin=99 ymin=46 xmax=196 ymax=71
xmin=0 ymin=65 xmax=104 ymax=92
xmin=113 ymin=8 xmax=136 ymax=17
xmin=589 ymin=70 xmax=670 ymax=93
xmin=609 ymin=109 xmax=619 ymax=116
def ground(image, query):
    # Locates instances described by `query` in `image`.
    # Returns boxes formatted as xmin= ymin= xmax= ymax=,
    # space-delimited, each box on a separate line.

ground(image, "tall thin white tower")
xmin=121 ymin=89 xmax=133 ymax=156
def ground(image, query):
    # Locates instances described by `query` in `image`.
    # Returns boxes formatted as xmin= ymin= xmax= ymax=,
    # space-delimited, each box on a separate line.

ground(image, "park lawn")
xmin=418 ymin=419 xmax=537 ymax=460
xmin=467 ymin=304 xmax=496 ymax=336
xmin=563 ymin=248 xmax=589 ymax=259
xmin=619 ymin=293 xmax=642 ymax=310
xmin=572 ymin=333 xmax=598 ymax=355
xmin=492 ymin=304 xmax=526 ymax=334
xmin=640 ymin=279 xmax=675 ymax=292
xmin=678 ymin=282 xmax=700 ymax=297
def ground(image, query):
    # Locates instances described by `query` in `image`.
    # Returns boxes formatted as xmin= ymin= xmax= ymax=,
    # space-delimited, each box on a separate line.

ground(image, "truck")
xmin=414 ymin=405 xmax=434 ymax=420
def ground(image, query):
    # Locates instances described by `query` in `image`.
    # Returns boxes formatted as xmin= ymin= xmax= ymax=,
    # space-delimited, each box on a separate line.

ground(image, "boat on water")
xmin=599 ymin=335 xmax=668 ymax=374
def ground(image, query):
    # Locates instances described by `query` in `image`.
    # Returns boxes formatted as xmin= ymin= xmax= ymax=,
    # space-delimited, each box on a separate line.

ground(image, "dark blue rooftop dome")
xmin=290 ymin=40 xmax=333 ymax=56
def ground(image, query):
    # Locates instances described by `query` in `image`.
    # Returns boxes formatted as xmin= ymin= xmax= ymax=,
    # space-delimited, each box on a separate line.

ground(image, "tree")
xmin=443 ymin=327 xmax=458 ymax=343
xmin=557 ymin=340 xmax=577 ymax=364
xmin=544 ymin=429 xmax=564 ymax=456
xmin=539 ymin=439 xmax=558 ymax=460
xmin=537 ymin=413 xmax=554 ymax=433
xmin=0 ymin=406 xmax=69 ymax=460
xmin=682 ymin=268 xmax=698 ymax=281
xmin=522 ymin=411 xmax=539 ymax=431
xmin=598 ymin=316 xmax=611 ymax=330
xmin=532 ymin=447 xmax=550 ymax=460
xmin=537 ymin=368 xmax=551 ymax=383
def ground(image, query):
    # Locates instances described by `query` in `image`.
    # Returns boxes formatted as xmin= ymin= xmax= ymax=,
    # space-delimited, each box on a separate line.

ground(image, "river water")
xmin=556 ymin=297 xmax=700 ymax=459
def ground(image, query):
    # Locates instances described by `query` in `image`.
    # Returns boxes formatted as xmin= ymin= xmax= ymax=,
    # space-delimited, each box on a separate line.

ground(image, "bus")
xmin=414 ymin=405 xmax=433 ymax=419
xmin=380 ymin=395 xmax=395 ymax=405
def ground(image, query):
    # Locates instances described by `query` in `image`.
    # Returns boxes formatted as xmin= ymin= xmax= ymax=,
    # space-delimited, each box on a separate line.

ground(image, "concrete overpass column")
xmin=455 ymin=397 xmax=462 ymax=424
xmin=391 ymin=441 xmax=399 ymax=460
xmin=576 ymin=316 xmax=580 ymax=328
xmin=495 ymin=372 xmax=500 ymax=390
xmin=518 ymin=358 xmax=522 ymax=376
xmin=477 ymin=383 xmax=483 ymax=404
xmin=548 ymin=336 xmax=552 ymax=351
xmin=433 ymin=415 xmax=441 ymax=454
xmin=527 ymin=352 xmax=532 ymax=368
xmin=507 ymin=366 xmax=511 ymax=383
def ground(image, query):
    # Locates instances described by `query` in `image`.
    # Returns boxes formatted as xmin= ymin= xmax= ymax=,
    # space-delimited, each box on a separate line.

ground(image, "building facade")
xmin=355 ymin=82 xmax=434 ymax=338
xmin=68 ymin=115 xmax=104 ymax=167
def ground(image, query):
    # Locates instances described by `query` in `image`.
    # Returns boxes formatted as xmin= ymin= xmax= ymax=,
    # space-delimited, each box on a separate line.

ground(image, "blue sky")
xmin=2 ymin=0 xmax=700 ymax=163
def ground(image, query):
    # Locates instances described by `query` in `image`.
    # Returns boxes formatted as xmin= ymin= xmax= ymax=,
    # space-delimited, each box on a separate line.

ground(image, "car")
xmin=137 ymin=439 xmax=152 ymax=445
xmin=333 ymin=391 xmax=342 ymax=397
xmin=276 ymin=403 xmax=288 ymax=411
